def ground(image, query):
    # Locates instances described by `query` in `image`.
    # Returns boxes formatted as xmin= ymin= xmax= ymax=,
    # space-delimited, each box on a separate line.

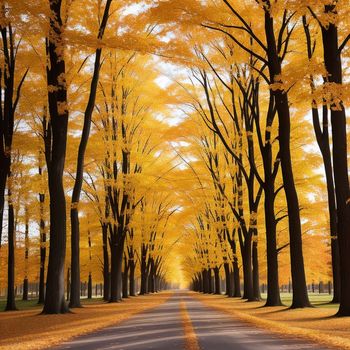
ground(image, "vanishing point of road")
xmin=52 ymin=292 xmax=329 ymax=350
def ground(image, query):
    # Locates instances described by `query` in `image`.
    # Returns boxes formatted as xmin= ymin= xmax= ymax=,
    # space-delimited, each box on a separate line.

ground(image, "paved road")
xmin=187 ymin=297 xmax=327 ymax=350
xmin=52 ymin=293 xmax=329 ymax=350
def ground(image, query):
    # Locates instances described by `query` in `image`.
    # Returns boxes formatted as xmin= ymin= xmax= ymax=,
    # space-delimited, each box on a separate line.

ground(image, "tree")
xmin=69 ymin=0 xmax=112 ymax=309
xmin=43 ymin=0 xmax=70 ymax=314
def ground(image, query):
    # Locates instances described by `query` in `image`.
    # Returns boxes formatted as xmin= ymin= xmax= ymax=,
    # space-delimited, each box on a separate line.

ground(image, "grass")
xmin=0 ymin=292 xmax=172 ymax=350
xmin=0 ymin=299 xmax=41 ymax=312
xmin=194 ymin=292 xmax=350 ymax=349
xmin=261 ymin=292 xmax=336 ymax=308
xmin=0 ymin=296 xmax=108 ymax=312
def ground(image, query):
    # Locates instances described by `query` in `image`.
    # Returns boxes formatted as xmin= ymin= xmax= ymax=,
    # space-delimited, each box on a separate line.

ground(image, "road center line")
xmin=180 ymin=299 xmax=201 ymax=350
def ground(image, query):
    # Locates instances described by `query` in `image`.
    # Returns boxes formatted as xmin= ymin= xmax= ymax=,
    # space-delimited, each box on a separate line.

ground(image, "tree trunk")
xmin=140 ymin=245 xmax=148 ymax=295
xmin=38 ymin=192 xmax=46 ymax=304
xmin=66 ymin=268 xmax=70 ymax=301
xmin=122 ymin=256 xmax=129 ymax=298
xmin=242 ymin=235 xmax=254 ymax=300
xmin=23 ymin=212 xmax=29 ymax=301
xmin=198 ymin=273 xmax=203 ymax=292
xmin=69 ymin=0 xmax=112 ymax=309
xmin=303 ymin=16 xmax=340 ymax=305
xmin=129 ymin=259 xmax=136 ymax=296
xmin=202 ymin=269 xmax=209 ymax=293
xmin=232 ymin=247 xmax=241 ymax=297
xmin=0 ymin=169 xmax=6 ymax=248
xmin=42 ymin=0 xmax=69 ymax=314
xmin=264 ymin=9 xmax=310 ymax=308
xmin=87 ymin=273 xmax=92 ymax=299
xmin=214 ymin=266 xmax=221 ymax=295
xmin=109 ymin=236 xmax=124 ymax=302
xmin=208 ymin=268 xmax=213 ymax=294
xmin=312 ymin=106 xmax=340 ymax=304
xmin=5 ymin=195 xmax=16 ymax=311
xmin=264 ymin=175 xmax=282 ymax=306
xmin=102 ymin=224 xmax=110 ymax=301
xmin=22 ymin=279 xmax=28 ymax=301
xmin=321 ymin=8 xmax=350 ymax=315
xmin=252 ymin=239 xmax=261 ymax=300
xmin=69 ymin=209 xmax=81 ymax=308
xmin=224 ymin=262 xmax=233 ymax=297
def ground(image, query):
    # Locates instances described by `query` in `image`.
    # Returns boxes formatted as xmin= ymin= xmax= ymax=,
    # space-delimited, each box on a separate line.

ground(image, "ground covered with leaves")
xmin=194 ymin=292 xmax=350 ymax=349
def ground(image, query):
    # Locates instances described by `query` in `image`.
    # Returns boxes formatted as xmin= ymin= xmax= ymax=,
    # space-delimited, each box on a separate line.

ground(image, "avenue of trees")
xmin=0 ymin=0 xmax=349 ymax=318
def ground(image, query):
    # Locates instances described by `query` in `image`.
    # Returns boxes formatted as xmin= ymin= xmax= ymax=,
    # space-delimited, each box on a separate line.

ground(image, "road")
xmin=52 ymin=293 xmax=329 ymax=350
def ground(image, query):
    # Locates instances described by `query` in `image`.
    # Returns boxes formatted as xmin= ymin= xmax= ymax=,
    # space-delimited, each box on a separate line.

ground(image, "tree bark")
xmin=22 ymin=279 xmax=28 ymax=301
xmin=87 ymin=273 xmax=92 ymax=299
xmin=122 ymin=255 xmax=129 ymax=298
xmin=23 ymin=210 xmax=29 ymax=301
xmin=129 ymin=259 xmax=136 ymax=296
xmin=214 ymin=266 xmax=221 ymax=294
xmin=264 ymin=8 xmax=310 ymax=308
xmin=202 ymin=269 xmax=209 ymax=293
xmin=264 ymin=174 xmax=282 ymax=306
xmin=252 ymin=239 xmax=261 ymax=300
xmin=102 ymin=223 xmax=110 ymax=301
xmin=5 ymin=188 xmax=16 ymax=311
xmin=321 ymin=6 xmax=350 ymax=315
xmin=69 ymin=0 xmax=112 ymax=309
xmin=303 ymin=16 xmax=340 ymax=304
xmin=109 ymin=234 xmax=125 ymax=302
xmin=43 ymin=0 xmax=69 ymax=314
xmin=242 ymin=235 xmax=254 ymax=300
xmin=140 ymin=245 xmax=148 ymax=295
xmin=38 ymin=191 xmax=46 ymax=304
xmin=224 ymin=262 xmax=233 ymax=297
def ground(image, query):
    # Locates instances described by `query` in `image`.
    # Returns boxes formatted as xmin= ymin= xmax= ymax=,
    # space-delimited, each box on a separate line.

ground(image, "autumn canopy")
xmin=0 ymin=0 xmax=349 ymax=319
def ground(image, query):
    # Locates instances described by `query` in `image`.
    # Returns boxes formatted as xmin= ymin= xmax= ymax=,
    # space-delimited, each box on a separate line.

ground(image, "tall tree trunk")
xmin=224 ymin=262 xmax=233 ymax=297
xmin=102 ymin=223 xmax=110 ymax=301
xmin=69 ymin=209 xmax=82 ymax=307
xmin=129 ymin=259 xmax=136 ymax=296
xmin=202 ymin=269 xmax=209 ymax=293
xmin=241 ymin=235 xmax=254 ymax=300
xmin=70 ymin=0 xmax=112 ymax=309
xmin=230 ymin=239 xmax=241 ymax=297
xmin=5 ymin=185 xmax=16 ymax=311
xmin=303 ymin=16 xmax=340 ymax=305
xmin=43 ymin=0 xmax=69 ymax=314
xmin=214 ymin=266 xmax=221 ymax=295
xmin=140 ymin=245 xmax=148 ymax=295
xmin=264 ymin=8 xmax=310 ymax=308
xmin=22 ymin=279 xmax=28 ymax=301
xmin=0 ymin=169 xmax=6 ymax=248
xmin=109 ymin=236 xmax=124 ymax=302
xmin=122 ymin=255 xmax=129 ymax=298
xmin=197 ymin=272 xmax=203 ymax=292
xmin=321 ymin=6 xmax=350 ymax=315
xmin=252 ymin=238 xmax=261 ymax=300
xmin=87 ymin=273 xmax=92 ymax=299
xmin=23 ymin=210 xmax=29 ymax=301
xmin=38 ymin=191 xmax=46 ymax=304
xmin=208 ymin=268 xmax=213 ymax=294
xmin=264 ymin=174 xmax=282 ymax=306
xmin=312 ymin=106 xmax=340 ymax=304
